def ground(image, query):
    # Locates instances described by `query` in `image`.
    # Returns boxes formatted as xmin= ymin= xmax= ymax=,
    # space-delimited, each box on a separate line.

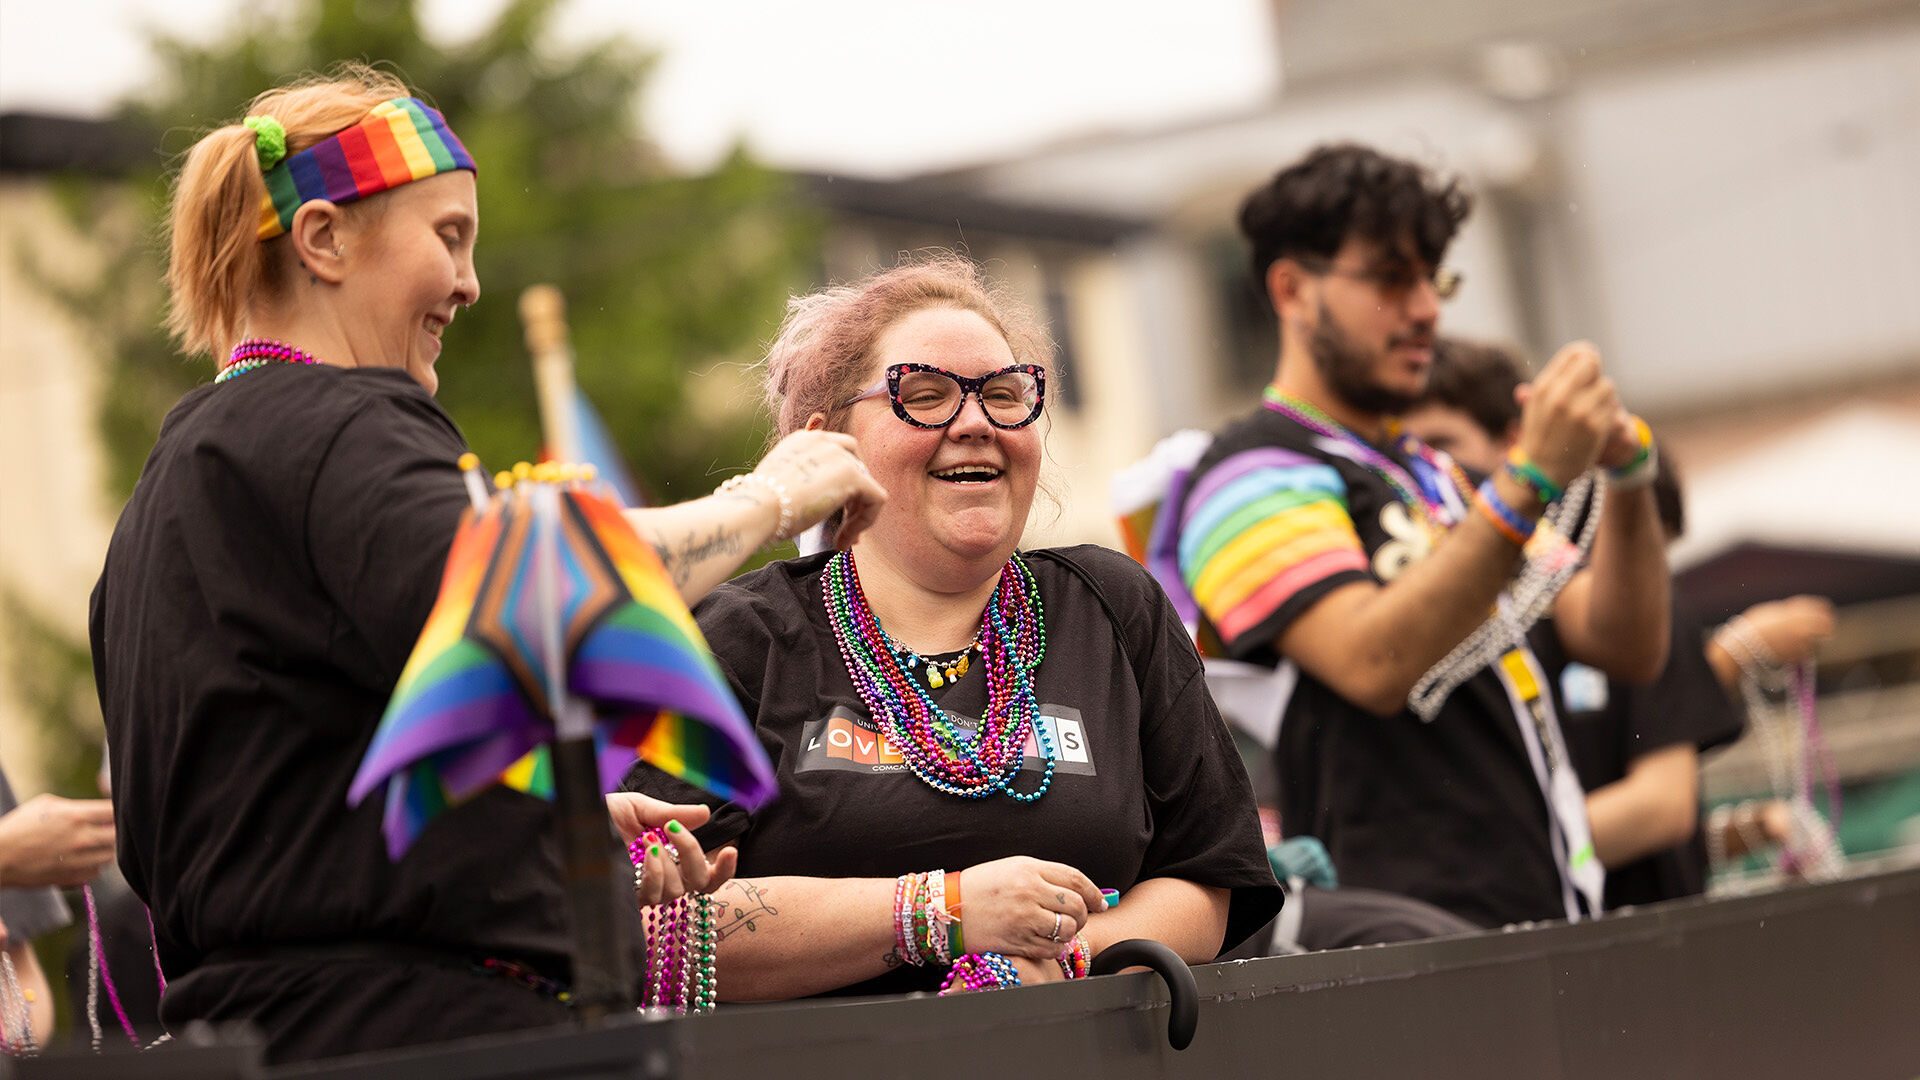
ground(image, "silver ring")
xmin=1049 ymin=912 xmax=1062 ymax=942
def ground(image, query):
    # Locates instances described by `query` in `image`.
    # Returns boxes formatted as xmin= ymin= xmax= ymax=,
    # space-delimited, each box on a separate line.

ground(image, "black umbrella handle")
xmin=1089 ymin=938 xmax=1199 ymax=1050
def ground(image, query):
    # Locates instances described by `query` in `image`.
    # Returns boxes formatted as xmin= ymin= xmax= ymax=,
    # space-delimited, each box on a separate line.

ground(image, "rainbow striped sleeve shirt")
xmin=1177 ymin=447 xmax=1371 ymax=652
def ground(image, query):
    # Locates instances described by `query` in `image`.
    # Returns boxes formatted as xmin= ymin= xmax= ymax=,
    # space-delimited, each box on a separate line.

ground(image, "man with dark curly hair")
xmin=1169 ymin=144 xmax=1672 ymax=929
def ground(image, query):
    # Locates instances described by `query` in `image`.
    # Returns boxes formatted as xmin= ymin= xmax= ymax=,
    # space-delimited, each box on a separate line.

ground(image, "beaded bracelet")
xmin=1502 ymin=447 xmax=1564 ymax=506
xmin=895 ymin=870 xmax=964 ymax=966
xmin=1608 ymin=416 xmax=1659 ymax=492
xmin=1474 ymin=478 xmax=1536 ymax=547
xmin=939 ymin=952 xmax=1022 ymax=995
xmin=1057 ymin=932 xmax=1091 ymax=980
xmin=716 ymin=472 xmax=795 ymax=545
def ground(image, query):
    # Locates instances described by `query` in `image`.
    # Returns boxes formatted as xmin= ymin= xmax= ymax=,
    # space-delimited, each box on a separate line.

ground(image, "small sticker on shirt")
xmin=797 ymin=705 xmax=1096 ymax=776
xmin=1559 ymin=662 xmax=1610 ymax=714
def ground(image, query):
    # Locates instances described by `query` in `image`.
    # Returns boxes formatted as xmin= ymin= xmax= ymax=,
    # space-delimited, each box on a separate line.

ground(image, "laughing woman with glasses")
xmin=622 ymin=253 xmax=1280 ymax=999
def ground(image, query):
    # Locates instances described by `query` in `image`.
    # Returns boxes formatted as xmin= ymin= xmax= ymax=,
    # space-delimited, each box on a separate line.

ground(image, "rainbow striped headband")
xmin=254 ymin=97 xmax=476 ymax=241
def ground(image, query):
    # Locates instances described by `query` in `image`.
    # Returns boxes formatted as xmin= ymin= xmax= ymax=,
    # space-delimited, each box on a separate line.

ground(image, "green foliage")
xmin=0 ymin=590 xmax=103 ymax=799
xmin=66 ymin=0 xmax=815 ymax=503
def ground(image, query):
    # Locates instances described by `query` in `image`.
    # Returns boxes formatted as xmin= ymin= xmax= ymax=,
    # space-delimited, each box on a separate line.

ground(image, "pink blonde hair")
xmin=763 ymin=252 xmax=1055 ymax=440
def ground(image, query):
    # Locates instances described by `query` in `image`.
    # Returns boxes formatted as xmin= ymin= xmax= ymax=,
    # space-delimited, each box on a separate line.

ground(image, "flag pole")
xmin=520 ymin=285 xmax=634 ymax=1023
xmin=522 ymin=284 xmax=583 ymax=465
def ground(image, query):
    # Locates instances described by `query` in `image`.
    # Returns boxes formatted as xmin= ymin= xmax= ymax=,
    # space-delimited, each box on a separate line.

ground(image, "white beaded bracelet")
xmin=717 ymin=472 xmax=795 ymax=545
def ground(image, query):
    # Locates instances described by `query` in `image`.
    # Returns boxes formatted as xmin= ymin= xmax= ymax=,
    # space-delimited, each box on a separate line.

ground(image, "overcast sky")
xmin=0 ymin=0 xmax=1279 ymax=176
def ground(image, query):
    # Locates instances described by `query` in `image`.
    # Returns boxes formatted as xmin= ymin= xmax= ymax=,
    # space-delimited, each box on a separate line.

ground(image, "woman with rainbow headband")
xmin=90 ymin=66 xmax=882 ymax=1062
xmin=623 ymin=254 xmax=1280 ymax=999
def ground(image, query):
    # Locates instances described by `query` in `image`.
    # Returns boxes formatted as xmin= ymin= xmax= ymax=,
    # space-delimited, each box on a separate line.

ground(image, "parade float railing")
xmin=25 ymin=863 xmax=1920 ymax=1080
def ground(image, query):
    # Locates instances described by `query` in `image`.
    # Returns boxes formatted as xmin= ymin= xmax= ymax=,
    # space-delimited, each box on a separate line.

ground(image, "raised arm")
xmin=1271 ymin=343 xmax=1620 ymax=715
xmin=1550 ymin=424 xmax=1670 ymax=683
xmin=625 ymin=430 xmax=885 ymax=605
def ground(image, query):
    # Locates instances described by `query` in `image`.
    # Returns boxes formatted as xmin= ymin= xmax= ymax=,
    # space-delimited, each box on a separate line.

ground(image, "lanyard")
xmin=1491 ymin=633 xmax=1605 ymax=921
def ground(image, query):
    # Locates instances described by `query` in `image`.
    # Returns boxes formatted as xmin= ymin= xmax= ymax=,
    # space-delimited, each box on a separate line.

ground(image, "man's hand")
xmin=1737 ymin=596 xmax=1836 ymax=667
xmin=0 ymin=793 xmax=115 ymax=888
xmin=1511 ymin=341 xmax=1619 ymax=486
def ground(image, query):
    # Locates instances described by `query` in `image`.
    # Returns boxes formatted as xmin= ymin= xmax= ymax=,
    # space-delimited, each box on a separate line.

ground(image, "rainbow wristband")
xmin=1608 ymin=416 xmax=1659 ymax=491
xmin=1475 ymin=479 xmax=1536 ymax=547
xmin=1502 ymin=448 xmax=1564 ymax=506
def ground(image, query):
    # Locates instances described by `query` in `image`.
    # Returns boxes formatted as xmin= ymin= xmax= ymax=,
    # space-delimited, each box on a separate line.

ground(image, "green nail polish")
xmin=650 ymin=844 xmax=662 ymax=857
xmin=667 ymin=820 xmax=683 ymax=833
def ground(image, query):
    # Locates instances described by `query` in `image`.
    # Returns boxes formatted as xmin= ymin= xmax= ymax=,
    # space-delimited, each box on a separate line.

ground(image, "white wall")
xmin=1562 ymin=19 xmax=1920 ymax=408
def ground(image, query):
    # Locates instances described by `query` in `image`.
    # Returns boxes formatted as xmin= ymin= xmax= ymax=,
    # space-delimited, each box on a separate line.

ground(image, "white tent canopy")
xmin=1670 ymin=404 xmax=1920 ymax=571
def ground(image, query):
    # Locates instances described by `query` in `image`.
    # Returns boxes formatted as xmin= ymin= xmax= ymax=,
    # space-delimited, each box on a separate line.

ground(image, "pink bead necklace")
xmin=214 ymin=337 xmax=325 ymax=383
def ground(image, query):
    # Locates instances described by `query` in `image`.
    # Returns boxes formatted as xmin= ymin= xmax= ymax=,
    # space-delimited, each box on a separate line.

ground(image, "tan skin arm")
xmin=1548 ymin=479 xmax=1671 ymax=685
xmin=624 ymin=430 xmax=886 ymax=606
xmin=1585 ymin=743 xmax=1699 ymax=869
xmin=1277 ymin=343 xmax=1624 ymax=716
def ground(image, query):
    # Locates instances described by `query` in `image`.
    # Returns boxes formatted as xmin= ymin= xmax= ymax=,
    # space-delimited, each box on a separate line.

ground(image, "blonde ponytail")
xmin=163 ymin=63 xmax=411 ymax=359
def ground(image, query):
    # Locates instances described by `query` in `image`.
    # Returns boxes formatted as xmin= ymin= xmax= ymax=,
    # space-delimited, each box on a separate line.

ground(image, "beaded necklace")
xmin=627 ymin=831 xmax=718 ymax=1013
xmin=1261 ymin=385 xmax=1474 ymax=541
xmin=823 ymin=551 xmax=1054 ymax=801
xmin=214 ymin=337 xmax=325 ymax=383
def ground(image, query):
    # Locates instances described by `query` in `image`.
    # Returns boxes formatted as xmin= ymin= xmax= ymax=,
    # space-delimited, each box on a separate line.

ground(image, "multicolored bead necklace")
xmin=627 ymin=830 xmax=718 ymax=1013
xmin=1262 ymin=385 xmax=1473 ymax=541
xmin=214 ymin=337 xmax=325 ymax=383
xmin=823 ymin=551 xmax=1054 ymax=801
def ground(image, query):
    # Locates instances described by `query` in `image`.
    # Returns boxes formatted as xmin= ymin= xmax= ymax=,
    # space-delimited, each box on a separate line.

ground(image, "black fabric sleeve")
xmin=304 ymin=392 xmax=472 ymax=690
xmin=1068 ymin=547 xmax=1283 ymax=954
xmin=1621 ymin=611 xmax=1747 ymax=759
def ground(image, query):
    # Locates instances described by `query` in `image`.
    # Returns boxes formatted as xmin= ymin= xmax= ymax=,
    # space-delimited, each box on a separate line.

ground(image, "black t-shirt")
xmin=1177 ymin=407 xmax=1564 ymax=929
xmin=1535 ymin=606 xmax=1745 ymax=908
xmin=90 ymin=365 xmax=604 ymax=1061
xmin=624 ymin=544 xmax=1280 ymax=996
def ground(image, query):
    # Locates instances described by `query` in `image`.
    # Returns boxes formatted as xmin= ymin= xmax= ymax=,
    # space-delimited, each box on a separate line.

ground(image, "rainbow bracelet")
xmin=1608 ymin=416 xmax=1659 ymax=491
xmin=1475 ymin=479 xmax=1536 ymax=547
xmin=1503 ymin=448 xmax=1564 ymax=506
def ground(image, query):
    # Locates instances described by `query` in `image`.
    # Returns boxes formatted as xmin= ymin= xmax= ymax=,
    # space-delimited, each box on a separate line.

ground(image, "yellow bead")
xmin=512 ymin=461 xmax=533 ymax=480
xmin=495 ymin=472 xmax=514 ymax=490
xmin=929 ymin=668 xmax=944 ymax=689
xmin=457 ymin=452 xmax=479 ymax=471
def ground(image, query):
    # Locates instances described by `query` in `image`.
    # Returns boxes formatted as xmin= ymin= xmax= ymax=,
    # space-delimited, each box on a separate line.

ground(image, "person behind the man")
xmin=1402 ymin=339 xmax=1835 ymax=906
xmin=1174 ymin=144 xmax=1671 ymax=928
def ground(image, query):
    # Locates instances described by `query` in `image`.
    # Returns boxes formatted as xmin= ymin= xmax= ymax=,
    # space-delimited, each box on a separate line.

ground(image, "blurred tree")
xmin=57 ymin=0 xmax=814 ymax=504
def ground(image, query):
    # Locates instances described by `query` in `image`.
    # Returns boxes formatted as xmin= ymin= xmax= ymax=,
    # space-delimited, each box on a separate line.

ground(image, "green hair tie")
xmin=243 ymin=115 xmax=287 ymax=172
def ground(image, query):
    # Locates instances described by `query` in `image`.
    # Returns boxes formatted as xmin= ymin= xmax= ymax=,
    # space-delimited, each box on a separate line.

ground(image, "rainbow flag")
xmin=349 ymin=477 xmax=775 ymax=859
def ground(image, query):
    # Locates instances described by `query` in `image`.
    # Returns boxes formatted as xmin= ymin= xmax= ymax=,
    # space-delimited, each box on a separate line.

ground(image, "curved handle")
xmin=1089 ymin=938 xmax=1199 ymax=1051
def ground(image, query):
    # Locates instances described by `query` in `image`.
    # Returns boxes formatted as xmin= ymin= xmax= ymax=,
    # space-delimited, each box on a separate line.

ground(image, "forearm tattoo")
xmin=646 ymin=525 xmax=743 ymax=589
xmin=712 ymin=879 xmax=779 ymax=941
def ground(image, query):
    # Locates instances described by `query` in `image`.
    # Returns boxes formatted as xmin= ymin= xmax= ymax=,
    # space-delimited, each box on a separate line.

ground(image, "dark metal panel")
xmin=22 ymin=868 xmax=1920 ymax=1080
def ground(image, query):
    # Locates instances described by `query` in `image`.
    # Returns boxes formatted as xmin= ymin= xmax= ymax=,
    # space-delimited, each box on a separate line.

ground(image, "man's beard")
xmin=1308 ymin=300 xmax=1424 ymax=417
